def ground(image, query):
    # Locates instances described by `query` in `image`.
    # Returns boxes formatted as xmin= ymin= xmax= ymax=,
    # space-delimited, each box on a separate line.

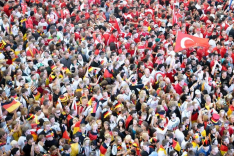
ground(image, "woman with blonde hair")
xmin=219 ymin=109 xmax=227 ymax=124
xmin=122 ymin=135 xmax=134 ymax=152
xmin=82 ymin=137 xmax=91 ymax=156
xmin=11 ymin=121 xmax=21 ymax=141
xmin=88 ymin=122 xmax=98 ymax=141
xmin=111 ymin=136 xmax=125 ymax=156
xmin=229 ymin=115 xmax=234 ymax=130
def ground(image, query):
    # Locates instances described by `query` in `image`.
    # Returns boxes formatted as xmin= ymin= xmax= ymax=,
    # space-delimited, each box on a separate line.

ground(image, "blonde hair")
xmin=115 ymin=136 xmax=122 ymax=144
xmin=91 ymin=122 xmax=97 ymax=129
xmin=43 ymin=121 xmax=51 ymax=127
xmin=105 ymin=133 xmax=111 ymax=139
xmin=142 ymin=132 xmax=149 ymax=140
xmin=83 ymin=137 xmax=90 ymax=146
xmin=96 ymin=120 xmax=102 ymax=125
xmin=124 ymin=135 xmax=132 ymax=142
xmin=168 ymin=101 xmax=178 ymax=108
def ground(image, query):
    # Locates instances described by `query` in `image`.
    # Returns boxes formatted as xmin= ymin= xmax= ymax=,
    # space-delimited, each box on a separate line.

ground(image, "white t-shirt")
xmin=18 ymin=136 xmax=26 ymax=149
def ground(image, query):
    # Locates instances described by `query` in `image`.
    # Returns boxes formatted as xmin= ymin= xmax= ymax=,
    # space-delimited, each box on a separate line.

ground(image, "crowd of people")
xmin=1 ymin=0 xmax=234 ymax=155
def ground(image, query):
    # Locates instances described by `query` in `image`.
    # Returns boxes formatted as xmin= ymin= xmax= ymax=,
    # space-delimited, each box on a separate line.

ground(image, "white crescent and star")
xmin=181 ymin=37 xmax=195 ymax=48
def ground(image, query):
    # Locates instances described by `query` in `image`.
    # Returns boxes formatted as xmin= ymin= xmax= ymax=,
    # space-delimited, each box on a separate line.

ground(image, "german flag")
xmin=33 ymin=92 xmax=41 ymax=101
xmin=1 ymin=99 xmax=22 ymax=113
xmin=172 ymin=140 xmax=181 ymax=152
xmin=103 ymin=111 xmax=111 ymax=118
xmin=88 ymin=67 xmax=94 ymax=72
xmin=67 ymin=114 xmax=73 ymax=128
xmin=191 ymin=109 xmax=199 ymax=122
xmin=73 ymin=120 xmax=81 ymax=134
xmin=100 ymin=142 xmax=108 ymax=156
xmin=62 ymin=130 xmax=70 ymax=141
xmin=51 ymin=65 xmax=57 ymax=71
xmin=125 ymin=115 xmax=133 ymax=129
xmin=158 ymin=145 xmax=167 ymax=155
xmin=0 ymin=39 xmax=6 ymax=50
xmin=227 ymin=105 xmax=234 ymax=117
xmin=114 ymin=102 xmax=122 ymax=109
xmin=220 ymin=144 xmax=228 ymax=156
xmin=103 ymin=69 xmax=114 ymax=79
xmin=132 ymin=142 xmax=140 ymax=155
xmin=88 ymin=131 xmax=98 ymax=141
xmin=62 ymin=66 xmax=71 ymax=74
xmin=30 ymin=130 xmax=38 ymax=141
xmin=88 ymin=97 xmax=97 ymax=106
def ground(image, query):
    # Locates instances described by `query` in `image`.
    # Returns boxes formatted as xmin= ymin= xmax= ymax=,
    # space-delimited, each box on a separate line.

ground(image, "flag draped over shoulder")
xmin=100 ymin=142 xmax=108 ymax=156
xmin=220 ymin=144 xmax=228 ymax=156
xmin=73 ymin=120 xmax=81 ymax=134
xmin=172 ymin=140 xmax=181 ymax=152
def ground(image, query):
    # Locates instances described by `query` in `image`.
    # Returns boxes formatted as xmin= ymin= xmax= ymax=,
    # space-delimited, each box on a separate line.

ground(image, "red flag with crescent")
xmin=174 ymin=31 xmax=209 ymax=52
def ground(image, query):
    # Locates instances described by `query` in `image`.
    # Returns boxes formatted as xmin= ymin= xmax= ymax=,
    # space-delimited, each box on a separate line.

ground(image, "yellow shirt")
xmin=71 ymin=142 xmax=79 ymax=156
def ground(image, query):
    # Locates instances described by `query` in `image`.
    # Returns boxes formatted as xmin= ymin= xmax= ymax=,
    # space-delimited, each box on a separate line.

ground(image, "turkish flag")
xmin=172 ymin=5 xmax=177 ymax=25
xmin=21 ymin=3 xmax=27 ymax=14
xmin=114 ymin=19 xmax=121 ymax=34
xmin=174 ymin=31 xmax=209 ymax=52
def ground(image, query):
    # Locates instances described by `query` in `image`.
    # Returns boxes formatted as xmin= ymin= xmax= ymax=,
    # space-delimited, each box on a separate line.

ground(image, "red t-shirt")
xmin=174 ymin=83 xmax=187 ymax=95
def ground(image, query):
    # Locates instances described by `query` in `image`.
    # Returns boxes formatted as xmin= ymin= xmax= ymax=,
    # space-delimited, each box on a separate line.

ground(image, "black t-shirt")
xmin=221 ymin=76 xmax=230 ymax=87
xmin=23 ymin=144 xmax=32 ymax=156
xmin=55 ymin=114 xmax=65 ymax=124
xmin=44 ymin=139 xmax=59 ymax=151
xmin=228 ymin=72 xmax=233 ymax=79
xmin=90 ymin=61 xmax=100 ymax=67
xmin=53 ymin=92 xmax=61 ymax=103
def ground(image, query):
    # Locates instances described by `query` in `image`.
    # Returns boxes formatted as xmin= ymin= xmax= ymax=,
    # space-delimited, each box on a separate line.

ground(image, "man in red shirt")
xmin=107 ymin=29 xmax=118 ymax=46
xmin=220 ymin=121 xmax=234 ymax=137
xmin=174 ymin=76 xmax=187 ymax=95
xmin=210 ymin=53 xmax=219 ymax=69
xmin=3 ymin=1 xmax=14 ymax=17
xmin=26 ymin=42 xmax=39 ymax=58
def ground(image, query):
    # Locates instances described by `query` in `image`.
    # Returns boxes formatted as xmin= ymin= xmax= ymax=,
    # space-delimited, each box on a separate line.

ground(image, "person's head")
xmin=222 ymin=136 xmax=229 ymax=145
xmin=50 ymin=146 xmax=58 ymax=155
xmin=65 ymin=52 xmax=70 ymax=59
xmin=91 ymin=122 xmax=98 ymax=131
xmin=43 ymin=121 xmax=51 ymax=131
xmin=11 ymin=148 xmax=20 ymax=156
xmin=35 ymin=106 xmax=42 ymax=115
xmin=105 ymin=133 xmax=112 ymax=144
xmin=169 ymin=151 xmax=178 ymax=156
xmin=166 ymin=133 xmax=174 ymax=142
xmin=162 ymin=139 xmax=169 ymax=148
xmin=72 ymin=134 xmax=79 ymax=143
xmin=63 ymin=144 xmax=71 ymax=153
xmin=193 ymin=134 xmax=200 ymax=144
xmin=211 ymin=145 xmax=218 ymax=154
xmin=185 ymin=142 xmax=193 ymax=152
xmin=170 ymin=111 xmax=177 ymax=120
xmin=142 ymin=142 xmax=150 ymax=152
xmin=26 ymin=134 xmax=34 ymax=144
xmin=70 ymin=109 xmax=77 ymax=117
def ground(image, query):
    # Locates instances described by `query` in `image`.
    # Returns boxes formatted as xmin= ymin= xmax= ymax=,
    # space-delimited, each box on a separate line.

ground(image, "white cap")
xmin=195 ymin=90 xmax=201 ymax=94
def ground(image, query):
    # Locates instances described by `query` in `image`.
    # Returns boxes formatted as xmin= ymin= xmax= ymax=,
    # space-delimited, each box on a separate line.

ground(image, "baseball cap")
xmin=6 ymin=80 xmax=13 ymax=86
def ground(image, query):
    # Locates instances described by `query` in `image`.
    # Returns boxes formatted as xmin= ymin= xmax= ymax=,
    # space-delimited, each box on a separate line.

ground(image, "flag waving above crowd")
xmin=0 ymin=0 xmax=234 ymax=156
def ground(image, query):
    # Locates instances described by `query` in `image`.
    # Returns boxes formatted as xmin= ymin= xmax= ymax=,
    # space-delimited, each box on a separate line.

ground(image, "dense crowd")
xmin=1 ymin=0 xmax=234 ymax=156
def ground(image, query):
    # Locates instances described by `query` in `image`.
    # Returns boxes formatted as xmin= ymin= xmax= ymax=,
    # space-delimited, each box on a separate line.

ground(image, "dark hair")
xmin=63 ymin=144 xmax=71 ymax=151
xmin=26 ymin=134 xmax=33 ymax=141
